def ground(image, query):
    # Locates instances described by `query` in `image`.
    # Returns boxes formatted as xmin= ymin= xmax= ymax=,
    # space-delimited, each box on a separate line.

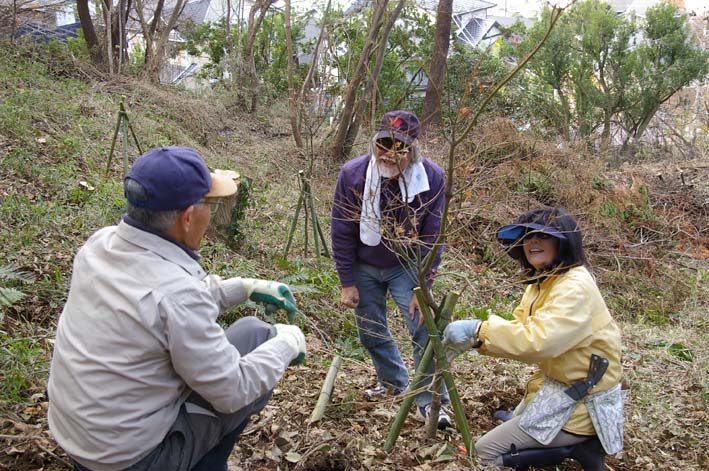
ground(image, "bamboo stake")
xmin=122 ymin=101 xmax=129 ymax=177
xmin=416 ymin=288 xmax=473 ymax=455
xmin=309 ymin=355 xmax=342 ymax=424
xmin=283 ymin=175 xmax=305 ymax=259
xmin=384 ymin=291 xmax=459 ymax=452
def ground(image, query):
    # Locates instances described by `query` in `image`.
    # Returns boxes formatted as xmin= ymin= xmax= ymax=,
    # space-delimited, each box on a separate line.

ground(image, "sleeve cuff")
xmin=217 ymin=277 xmax=250 ymax=306
xmin=477 ymin=320 xmax=490 ymax=350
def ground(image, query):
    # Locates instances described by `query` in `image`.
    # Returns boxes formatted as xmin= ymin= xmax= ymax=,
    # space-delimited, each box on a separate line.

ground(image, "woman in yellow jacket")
xmin=443 ymin=207 xmax=624 ymax=470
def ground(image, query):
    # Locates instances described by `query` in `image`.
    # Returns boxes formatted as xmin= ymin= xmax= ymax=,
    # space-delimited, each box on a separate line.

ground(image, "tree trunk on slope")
xmin=285 ymin=0 xmax=303 ymax=148
xmin=420 ymin=0 xmax=453 ymax=131
xmin=77 ymin=0 xmax=102 ymax=64
xmin=342 ymin=0 xmax=405 ymax=158
xmin=244 ymin=0 xmax=277 ymax=112
xmin=331 ymin=0 xmax=388 ymax=161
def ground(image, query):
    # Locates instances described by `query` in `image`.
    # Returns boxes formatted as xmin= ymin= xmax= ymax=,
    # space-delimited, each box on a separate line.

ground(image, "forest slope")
xmin=0 ymin=44 xmax=707 ymax=471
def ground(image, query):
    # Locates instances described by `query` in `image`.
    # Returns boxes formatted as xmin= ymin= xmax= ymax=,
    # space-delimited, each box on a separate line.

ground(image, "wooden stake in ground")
xmin=283 ymin=170 xmax=330 ymax=259
xmin=105 ymin=96 xmax=142 ymax=178
xmin=309 ymin=355 xmax=342 ymax=424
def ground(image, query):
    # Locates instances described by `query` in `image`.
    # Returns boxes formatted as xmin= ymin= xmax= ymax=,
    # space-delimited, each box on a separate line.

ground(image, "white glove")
xmin=242 ymin=279 xmax=297 ymax=316
xmin=273 ymin=323 xmax=306 ymax=364
xmin=442 ymin=319 xmax=482 ymax=363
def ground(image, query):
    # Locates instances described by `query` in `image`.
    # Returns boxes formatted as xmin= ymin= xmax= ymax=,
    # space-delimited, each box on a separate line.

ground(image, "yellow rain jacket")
xmin=477 ymin=265 xmax=622 ymax=435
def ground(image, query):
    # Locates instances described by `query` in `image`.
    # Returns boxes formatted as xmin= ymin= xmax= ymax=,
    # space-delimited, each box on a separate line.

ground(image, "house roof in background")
xmin=14 ymin=21 xmax=80 ymax=43
xmin=417 ymin=0 xmax=497 ymax=15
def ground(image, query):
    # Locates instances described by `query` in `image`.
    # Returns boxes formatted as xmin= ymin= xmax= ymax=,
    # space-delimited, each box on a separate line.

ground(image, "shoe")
xmin=493 ymin=409 xmax=513 ymax=422
xmin=364 ymin=383 xmax=408 ymax=399
xmin=418 ymin=404 xmax=453 ymax=430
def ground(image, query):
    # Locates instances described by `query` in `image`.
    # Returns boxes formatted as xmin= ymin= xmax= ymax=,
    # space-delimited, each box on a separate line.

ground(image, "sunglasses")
xmin=523 ymin=231 xmax=554 ymax=241
xmin=375 ymin=138 xmax=410 ymax=157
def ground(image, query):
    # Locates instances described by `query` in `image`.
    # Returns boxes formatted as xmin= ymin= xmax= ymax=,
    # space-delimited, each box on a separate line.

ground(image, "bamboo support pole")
xmin=104 ymin=97 xmax=142 ymax=179
xmin=283 ymin=175 xmax=305 ymax=259
xmin=417 ymin=289 xmax=473 ymax=455
xmin=384 ymin=291 xmax=463 ymax=452
xmin=122 ymin=103 xmax=129 ymax=177
xmin=309 ymin=355 xmax=342 ymax=424
xmin=283 ymin=170 xmax=330 ymax=260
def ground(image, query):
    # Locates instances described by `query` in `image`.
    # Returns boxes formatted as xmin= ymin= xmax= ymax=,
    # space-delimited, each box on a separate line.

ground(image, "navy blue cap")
xmin=374 ymin=110 xmax=420 ymax=146
xmin=497 ymin=223 xmax=568 ymax=243
xmin=125 ymin=146 xmax=212 ymax=211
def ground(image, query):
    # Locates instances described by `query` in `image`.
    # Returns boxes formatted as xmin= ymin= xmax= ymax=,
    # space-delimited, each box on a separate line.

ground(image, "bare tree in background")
xmin=330 ymin=0 xmax=390 ymax=161
xmin=134 ymin=0 xmax=188 ymax=82
xmin=420 ymin=0 xmax=453 ymax=131
xmin=340 ymin=0 xmax=406 ymax=159
xmin=243 ymin=0 xmax=277 ymax=111
xmin=284 ymin=0 xmax=303 ymax=148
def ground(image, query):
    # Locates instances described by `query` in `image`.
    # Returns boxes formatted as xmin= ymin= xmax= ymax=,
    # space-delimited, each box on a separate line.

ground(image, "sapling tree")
xmin=331 ymin=4 xmax=565 ymax=453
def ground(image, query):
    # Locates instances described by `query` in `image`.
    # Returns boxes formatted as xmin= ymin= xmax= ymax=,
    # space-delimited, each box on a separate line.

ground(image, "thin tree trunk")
xmin=421 ymin=0 xmax=453 ymax=130
xmin=148 ymin=0 xmax=188 ymax=83
xmin=101 ymin=0 xmax=114 ymax=74
xmin=244 ymin=0 xmax=276 ymax=111
xmin=77 ymin=0 xmax=102 ymax=63
xmin=342 ymin=0 xmax=405 ymax=158
xmin=285 ymin=0 xmax=303 ymax=147
xmin=558 ymin=88 xmax=571 ymax=142
xmin=331 ymin=0 xmax=388 ymax=161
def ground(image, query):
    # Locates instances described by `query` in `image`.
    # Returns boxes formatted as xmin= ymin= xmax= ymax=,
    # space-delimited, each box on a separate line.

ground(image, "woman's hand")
xmin=442 ymin=319 xmax=482 ymax=362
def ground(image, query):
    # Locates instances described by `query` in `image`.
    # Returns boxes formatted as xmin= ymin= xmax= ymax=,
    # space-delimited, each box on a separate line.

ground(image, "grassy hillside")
xmin=1 ymin=42 xmax=707 ymax=471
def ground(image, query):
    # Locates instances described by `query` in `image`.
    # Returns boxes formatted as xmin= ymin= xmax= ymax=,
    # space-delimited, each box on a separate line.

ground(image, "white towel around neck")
xmin=360 ymin=155 xmax=430 ymax=246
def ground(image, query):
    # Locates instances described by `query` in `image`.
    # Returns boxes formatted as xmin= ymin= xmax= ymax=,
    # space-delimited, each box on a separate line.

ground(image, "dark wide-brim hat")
xmin=496 ymin=223 xmax=567 ymax=259
xmin=373 ymin=110 xmax=420 ymax=146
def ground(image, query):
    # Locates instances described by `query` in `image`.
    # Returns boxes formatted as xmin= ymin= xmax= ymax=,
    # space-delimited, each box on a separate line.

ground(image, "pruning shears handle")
xmin=564 ymin=354 xmax=609 ymax=401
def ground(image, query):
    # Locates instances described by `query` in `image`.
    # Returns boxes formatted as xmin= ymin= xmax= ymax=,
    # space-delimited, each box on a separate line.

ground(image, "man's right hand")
xmin=274 ymin=324 xmax=306 ymax=365
xmin=340 ymin=285 xmax=360 ymax=308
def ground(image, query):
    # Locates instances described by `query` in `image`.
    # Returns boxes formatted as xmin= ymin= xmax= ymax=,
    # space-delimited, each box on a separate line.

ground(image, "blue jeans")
xmin=73 ymin=316 xmax=275 ymax=471
xmin=354 ymin=262 xmax=449 ymax=407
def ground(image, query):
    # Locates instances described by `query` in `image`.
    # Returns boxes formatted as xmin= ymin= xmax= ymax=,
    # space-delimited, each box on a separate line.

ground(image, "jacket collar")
xmin=117 ymin=218 xmax=205 ymax=278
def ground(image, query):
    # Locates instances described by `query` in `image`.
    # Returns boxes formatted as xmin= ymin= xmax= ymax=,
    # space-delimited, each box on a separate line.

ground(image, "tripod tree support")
xmin=283 ymin=170 xmax=330 ymax=259
xmin=384 ymin=289 xmax=473 ymax=456
xmin=309 ymin=355 xmax=343 ymax=424
xmin=105 ymin=96 xmax=142 ymax=179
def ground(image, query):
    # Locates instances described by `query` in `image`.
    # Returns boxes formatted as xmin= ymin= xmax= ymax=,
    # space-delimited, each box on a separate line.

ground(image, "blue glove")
xmin=442 ymin=319 xmax=482 ymax=363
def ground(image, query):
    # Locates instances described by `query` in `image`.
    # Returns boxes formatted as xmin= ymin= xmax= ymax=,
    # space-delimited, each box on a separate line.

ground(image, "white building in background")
xmin=490 ymin=0 xmax=708 ymax=18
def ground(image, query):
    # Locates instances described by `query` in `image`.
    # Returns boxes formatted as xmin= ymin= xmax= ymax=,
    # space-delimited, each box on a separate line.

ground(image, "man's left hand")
xmin=409 ymin=293 xmax=431 ymax=327
xmin=243 ymin=279 xmax=297 ymax=315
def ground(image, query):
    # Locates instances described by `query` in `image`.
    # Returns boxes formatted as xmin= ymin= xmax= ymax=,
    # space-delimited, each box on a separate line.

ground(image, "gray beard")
xmin=377 ymin=162 xmax=400 ymax=179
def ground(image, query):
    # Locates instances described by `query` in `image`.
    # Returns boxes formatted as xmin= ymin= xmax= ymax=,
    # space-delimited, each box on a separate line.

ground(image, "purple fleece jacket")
xmin=331 ymin=154 xmax=446 ymax=287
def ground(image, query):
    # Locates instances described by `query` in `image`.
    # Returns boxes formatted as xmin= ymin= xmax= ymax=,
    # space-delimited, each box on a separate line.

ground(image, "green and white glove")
xmin=442 ymin=319 xmax=482 ymax=363
xmin=242 ymin=279 xmax=297 ymax=319
xmin=273 ymin=323 xmax=306 ymax=365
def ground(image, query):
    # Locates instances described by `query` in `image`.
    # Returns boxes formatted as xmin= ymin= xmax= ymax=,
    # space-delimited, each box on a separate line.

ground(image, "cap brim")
xmin=205 ymin=173 xmax=237 ymax=198
xmin=374 ymin=130 xmax=414 ymax=146
xmin=497 ymin=223 xmax=567 ymax=243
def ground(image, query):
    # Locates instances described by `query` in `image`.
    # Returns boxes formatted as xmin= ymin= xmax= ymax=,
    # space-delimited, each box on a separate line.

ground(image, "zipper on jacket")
xmin=528 ymin=282 xmax=541 ymax=318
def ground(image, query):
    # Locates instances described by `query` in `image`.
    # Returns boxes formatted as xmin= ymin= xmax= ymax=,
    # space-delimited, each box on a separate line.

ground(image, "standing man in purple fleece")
xmin=331 ymin=110 xmax=451 ymax=428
